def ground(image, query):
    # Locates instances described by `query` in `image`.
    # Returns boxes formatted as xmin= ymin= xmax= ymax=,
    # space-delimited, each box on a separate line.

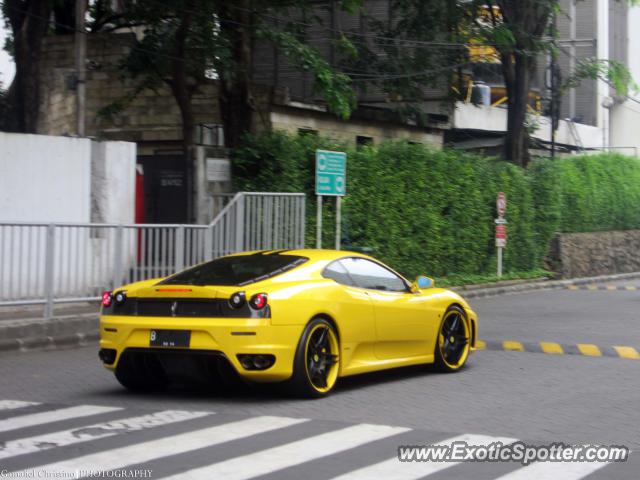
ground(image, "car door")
xmin=319 ymin=260 xmax=377 ymax=373
xmin=340 ymin=257 xmax=432 ymax=360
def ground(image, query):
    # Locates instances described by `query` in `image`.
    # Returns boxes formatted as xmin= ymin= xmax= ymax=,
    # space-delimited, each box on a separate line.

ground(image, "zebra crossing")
xmin=0 ymin=399 xmax=627 ymax=479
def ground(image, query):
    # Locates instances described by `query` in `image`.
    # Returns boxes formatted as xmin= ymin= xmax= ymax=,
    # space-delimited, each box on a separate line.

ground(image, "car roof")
xmin=231 ymin=249 xmax=374 ymax=262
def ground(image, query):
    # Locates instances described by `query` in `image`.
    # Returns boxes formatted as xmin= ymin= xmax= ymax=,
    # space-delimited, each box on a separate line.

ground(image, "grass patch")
xmin=435 ymin=269 xmax=554 ymax=287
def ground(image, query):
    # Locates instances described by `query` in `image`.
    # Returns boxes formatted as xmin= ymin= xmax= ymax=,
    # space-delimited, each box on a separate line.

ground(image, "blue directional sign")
xmin=315 ymin=150 xmax=347 ymax=196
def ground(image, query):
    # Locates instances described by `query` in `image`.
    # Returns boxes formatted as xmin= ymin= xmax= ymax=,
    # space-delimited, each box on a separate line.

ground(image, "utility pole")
xmin=550 ymin=55 xmax=557 ymax=159
xmin=75 ymin=0 xmax=87 ymax=137
xmin=549 ymin=13 xmax=560 ymax=159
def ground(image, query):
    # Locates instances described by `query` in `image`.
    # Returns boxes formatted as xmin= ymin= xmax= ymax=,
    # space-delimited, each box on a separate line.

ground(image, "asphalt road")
xmin=0 ymin=282 xmax=639 ymax=479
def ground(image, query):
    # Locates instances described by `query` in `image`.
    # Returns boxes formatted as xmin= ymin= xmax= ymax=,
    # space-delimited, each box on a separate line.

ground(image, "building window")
xmin=356 ymin=136 xmax=374 ymax=148
xmin=298 ymin=128 xmax=318 ymax=137
xmin=195 ymin=124 xmax=224 ymax=147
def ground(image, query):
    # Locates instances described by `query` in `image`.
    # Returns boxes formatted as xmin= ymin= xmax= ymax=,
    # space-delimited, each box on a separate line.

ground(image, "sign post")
xmin=315 ymin=150 xmax=347 ymax=249
xmin=495 ymin=192 xmax=507 ymax=277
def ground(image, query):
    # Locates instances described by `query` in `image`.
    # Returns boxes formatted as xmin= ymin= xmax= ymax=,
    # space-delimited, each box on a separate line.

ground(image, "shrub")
xmin=232 ymin=132 xmax=640 ymax=279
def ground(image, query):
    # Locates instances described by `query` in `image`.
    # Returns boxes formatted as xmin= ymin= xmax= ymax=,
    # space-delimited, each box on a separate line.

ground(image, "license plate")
xmin=149 ymin=329 xmax=191 ymax=348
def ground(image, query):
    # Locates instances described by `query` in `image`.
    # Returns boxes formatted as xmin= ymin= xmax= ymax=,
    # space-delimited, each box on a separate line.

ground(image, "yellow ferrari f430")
xmin=99 ymin=249 xmax=478 ymax=397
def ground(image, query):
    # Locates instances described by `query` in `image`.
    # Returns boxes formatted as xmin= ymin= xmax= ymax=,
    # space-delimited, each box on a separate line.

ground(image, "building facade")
xmin=454 ymin=0 xmax=640 ymax=156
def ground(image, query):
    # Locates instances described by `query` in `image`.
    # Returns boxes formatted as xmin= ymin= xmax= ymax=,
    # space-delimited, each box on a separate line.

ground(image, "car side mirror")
xmin=410 ymin=275 xmax=434 ymax=293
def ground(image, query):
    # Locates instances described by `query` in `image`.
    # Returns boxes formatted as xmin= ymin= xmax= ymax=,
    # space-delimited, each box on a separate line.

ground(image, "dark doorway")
xmin=138 ymin=155 xmax=188 ymax=224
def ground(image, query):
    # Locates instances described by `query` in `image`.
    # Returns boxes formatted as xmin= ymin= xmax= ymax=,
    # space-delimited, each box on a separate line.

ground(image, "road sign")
xmin=497 ymin=192 xmax=507 ymax=218
xmin=495 ymin=192 xmax=507 ymax=278
xmin=495 ymin=224 xmax=507 ymax=248
xmin=316 ymin=150 xmax=347 ymax=196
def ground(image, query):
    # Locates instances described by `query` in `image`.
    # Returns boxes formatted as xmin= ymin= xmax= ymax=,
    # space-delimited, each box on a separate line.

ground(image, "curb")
xmin=0 ymin=314 xmax=99 ymax=354
xmin=477 ymin=339 xmax=640 ymax=360
xmin=0 ymin=332 xmax=99 ymax=354
xmin=453 ymin=271 xmax=640 ymax=299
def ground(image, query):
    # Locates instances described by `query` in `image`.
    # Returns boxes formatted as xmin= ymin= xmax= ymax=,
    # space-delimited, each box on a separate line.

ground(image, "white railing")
xmin=0 ymin=192 xmax=306 ymax=317
xmin=211 ymin=192 xmax=306 ymax=258
xmin=0 ymin=223 xmax=212 ymax=316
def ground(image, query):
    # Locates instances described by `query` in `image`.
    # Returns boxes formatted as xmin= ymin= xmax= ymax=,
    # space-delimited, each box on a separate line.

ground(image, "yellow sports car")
xmin=99 ymin=249 xmax=478 ymax=397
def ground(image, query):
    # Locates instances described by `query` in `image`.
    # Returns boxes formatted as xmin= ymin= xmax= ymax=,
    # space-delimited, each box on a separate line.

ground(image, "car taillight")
xmin=249 ymin=293 xmax=268 ymax=310
xmin=101 ymin=291 xmax=112 ymax=307
xmin=114 ymin=291 xmax=127 ymax=305
xmin=229 ymin=291 xmax=246 ymax=309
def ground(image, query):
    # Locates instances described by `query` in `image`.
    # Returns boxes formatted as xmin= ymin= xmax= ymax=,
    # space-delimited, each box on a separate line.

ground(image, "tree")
xmin=345 ymin=0 xmax=470 ymax=126
xmin=102 ymin=0 xmax=360 ymax=221
xmin=466 ymin=0 xmax=554 ymax=167
xmin=1 ymin=0 xmax=52 ymax=132
xmin=111 ymin=0 xmax=359 ymax=146
xmin=1 ymin=0 xmax=89 ymax=133
xmin=0 ymin=81 xmax=10 ymax=130
xmin=468 ymin=0 xmax=636 ymax=167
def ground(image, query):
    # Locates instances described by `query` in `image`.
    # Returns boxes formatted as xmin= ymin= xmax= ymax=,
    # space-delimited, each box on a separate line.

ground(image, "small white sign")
xmin=206 ymin=158 xmax=231 ymax=182
xmin=497 ymin=191 xmax=507 ymax=218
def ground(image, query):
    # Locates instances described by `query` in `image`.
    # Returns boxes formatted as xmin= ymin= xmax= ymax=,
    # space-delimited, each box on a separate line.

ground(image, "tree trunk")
xmin=502 ymin=52 xmax=532 ymax=167
xmin=167 ymin=8 xmax=196 ymax=223
xmin=5 ymin=0 xmax=52 ymax=133
xmin=218 ymin=1 xmax=254 ymax=149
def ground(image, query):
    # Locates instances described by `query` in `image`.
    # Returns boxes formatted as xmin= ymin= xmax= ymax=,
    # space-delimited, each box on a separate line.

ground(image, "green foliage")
xmin=565 ymin=58 xmax=637 ymax=97
xmin=233 ymin=132 xmax=640 ymax=279
xmin=436 ymin=269 xmax=553 ymax=287
xmin=346 ymin=0 xmax=469 ymax=122
xmin=539 ymin=153 xmax=640 ymax=233
xmin=257 ymin=28 xmax=357 ymax=119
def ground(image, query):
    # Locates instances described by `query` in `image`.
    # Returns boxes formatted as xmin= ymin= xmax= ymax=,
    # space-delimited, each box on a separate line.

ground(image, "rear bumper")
xmin=99 ymin=315 xmax=304 ymax=382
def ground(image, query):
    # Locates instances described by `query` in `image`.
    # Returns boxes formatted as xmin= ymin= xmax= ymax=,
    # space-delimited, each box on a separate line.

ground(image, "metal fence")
xmin=212 ymin=192 xmax=306 ymax=258
xmin=0 ymin=192 xmax=306 ymax=317
xmin=0 ymin=223 xmax=212 ymax=316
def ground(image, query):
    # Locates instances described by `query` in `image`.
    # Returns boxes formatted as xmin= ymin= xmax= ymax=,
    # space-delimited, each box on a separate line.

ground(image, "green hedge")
xmin=232 ymin=132 xmax=640 ymax=279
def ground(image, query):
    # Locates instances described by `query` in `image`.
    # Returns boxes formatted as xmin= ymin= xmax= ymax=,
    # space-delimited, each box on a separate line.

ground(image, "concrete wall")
xmin=37 ymin=33 xmax=222 ymax=152
xmin=38 ymin=32 xmax=446 ymax=154
xmin=548 ymin=230 xmax=640 ymax=278
xmin=609 ymin=5 xmax=640 ymax=155
xmin=0 ymin=133 xmax=92 ymax=223
xmin=90 ymin=140 xmax=137 ymax=224
xmin=453 ymin=103 xmax=604 ymax=149
xmin=0 ymin=133 xmax=136 ymax=224
xmin=270 ymin=105 xmax=443 ymax=147
xmin=0 ymin=133 xmax=136 ymax=300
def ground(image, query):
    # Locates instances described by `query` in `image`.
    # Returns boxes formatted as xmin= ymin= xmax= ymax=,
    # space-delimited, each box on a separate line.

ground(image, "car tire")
xmin=290 ymin=318 xmax=340 ymax=398
xmin=434 ymin=305 xmax=471 ymax=372
xmin=115 ymin=352 xmax=168 ymax=391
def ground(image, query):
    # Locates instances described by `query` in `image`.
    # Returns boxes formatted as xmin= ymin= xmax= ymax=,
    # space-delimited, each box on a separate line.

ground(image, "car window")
xmin=159 ymin=254 xmax=308 ymax=286
xmin=322 ymin=260 xmax=356 ymax=286
xmin=341 ymin=257 xmax=408 ymax=292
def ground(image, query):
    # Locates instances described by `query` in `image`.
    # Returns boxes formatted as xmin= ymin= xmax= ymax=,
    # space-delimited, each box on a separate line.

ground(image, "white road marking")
xmin=331 ymin=434 xmax=518 ymax=480
xmin=163 ymin=423 xmax=411 ymax=480
xmin=0 ymin=400 xmax=41 ymax=411
xmin=0 ymin=410 xmax=211 ymax=459
xmin=0 ymin=405 xmax=122 ymax=433
xmin=9 ymin=416 xmax=308 ymax=479
xmin=494 ymin=461 xmax=612 ymax=480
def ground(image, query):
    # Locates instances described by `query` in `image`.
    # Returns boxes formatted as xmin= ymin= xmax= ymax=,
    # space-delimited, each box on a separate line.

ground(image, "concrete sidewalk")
xmin=2 ymin=271 xmax=640 ymax=354
xmin=0 ymin=302 xmax=99 ymax=352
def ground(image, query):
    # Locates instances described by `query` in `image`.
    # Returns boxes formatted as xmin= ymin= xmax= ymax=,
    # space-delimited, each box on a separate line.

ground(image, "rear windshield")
xmin=159 ymin=254 xmax=308 ymax=286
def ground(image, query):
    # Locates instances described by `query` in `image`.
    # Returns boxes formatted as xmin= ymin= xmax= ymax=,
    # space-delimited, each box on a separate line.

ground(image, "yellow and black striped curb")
xmin=566 ymin=284 xmax=639 ymax=291
xmin=476 ymin=340 xmax=640 ymax=360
